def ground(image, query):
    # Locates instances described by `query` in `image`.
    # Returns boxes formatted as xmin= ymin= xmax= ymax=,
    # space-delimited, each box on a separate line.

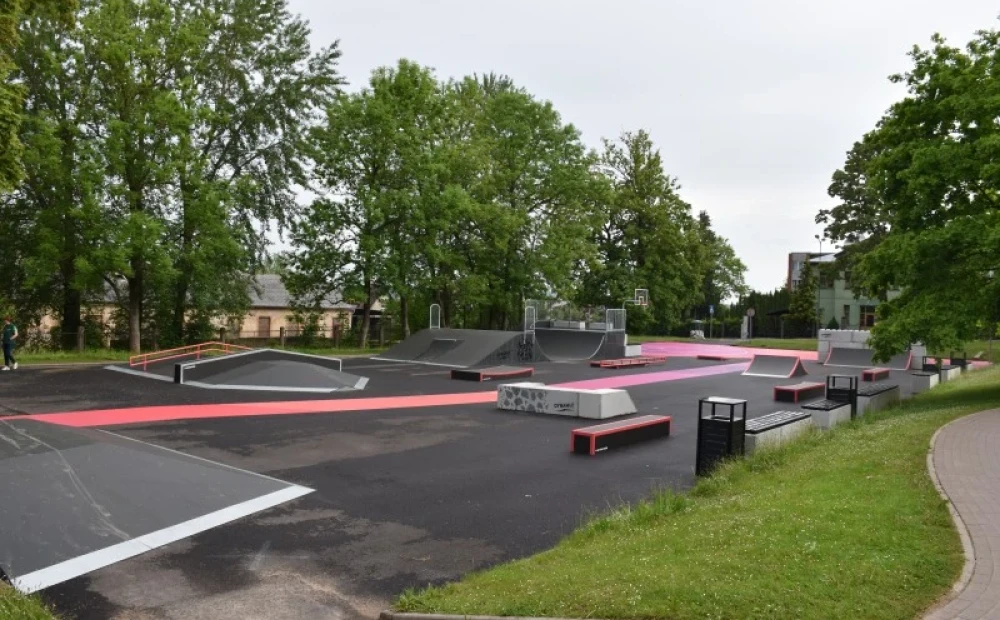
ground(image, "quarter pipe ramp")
xmin=824 ymin=347 xmax=912 ymax=370
xmin=743 ymin=354 xmax=808 ymax=378
xmin=374 ymin=328 xmax=530 ymax=368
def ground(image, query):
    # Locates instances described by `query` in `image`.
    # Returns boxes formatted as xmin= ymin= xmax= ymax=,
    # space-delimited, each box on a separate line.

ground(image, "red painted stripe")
xmin=22 ymin=391 xmax=499 ymax=428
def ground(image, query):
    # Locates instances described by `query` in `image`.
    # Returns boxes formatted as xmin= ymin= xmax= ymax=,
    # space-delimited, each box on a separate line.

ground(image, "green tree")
xmin=788 ymin=259 xmax=818 ymax=330
xmin=696 ymin=210 xmax=748 ymax=314
xmin=0 ymin=0 xmax=74 ymax=193
xmin=583 ymin=130 xmax=704 ymax=331
xmin=822 ymin=26 xmax=1000 ymax=359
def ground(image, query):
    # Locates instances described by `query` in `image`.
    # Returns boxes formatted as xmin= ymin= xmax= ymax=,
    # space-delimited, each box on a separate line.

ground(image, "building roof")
xmin=95 ymin=274 xmax=353 ymax=311
xmin=249 ymin=274 xmax=353 ymax=310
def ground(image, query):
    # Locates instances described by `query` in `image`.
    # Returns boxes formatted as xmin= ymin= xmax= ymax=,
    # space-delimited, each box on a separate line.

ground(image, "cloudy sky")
xmin=286 ymin=0 xmax=998 ymax=291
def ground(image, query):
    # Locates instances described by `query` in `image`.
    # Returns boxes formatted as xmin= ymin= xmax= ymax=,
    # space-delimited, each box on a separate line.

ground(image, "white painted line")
xmin=354 ymin=377 xmax=369 ymax=390
xmin=371 ymin=356 xmax=467 ymax=368
xmin=181 ymin=380 xmax=343 ymax=394
xmin=104 ymin=365 xmax=174 ymax=382
xmin=11 ymin=484 xmax=313 ymax=593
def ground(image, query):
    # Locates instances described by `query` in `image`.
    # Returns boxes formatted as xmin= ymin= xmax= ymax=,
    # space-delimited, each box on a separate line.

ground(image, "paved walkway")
xmin=927 ymin=410 xmax=1000 ymax=619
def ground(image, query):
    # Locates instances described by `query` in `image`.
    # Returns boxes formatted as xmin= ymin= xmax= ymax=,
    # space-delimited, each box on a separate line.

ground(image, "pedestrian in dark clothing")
xmin=2 ymin=317 xmax=18 ymax=371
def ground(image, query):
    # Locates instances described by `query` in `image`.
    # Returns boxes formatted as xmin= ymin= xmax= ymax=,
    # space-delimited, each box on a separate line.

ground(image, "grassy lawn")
xmin=0 ymin=585 xmax=54 ymax=620
xmin=397 ymin=367 xmax=1000 ymax=620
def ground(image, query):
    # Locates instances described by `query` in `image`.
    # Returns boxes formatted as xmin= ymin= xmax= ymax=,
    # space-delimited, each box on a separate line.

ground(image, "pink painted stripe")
xmin=641 ymin=341 xmax=817 ymax=361
xmin=557 ymin=362 xmax=749 ymax=390
xmin=22 ymin=391 xmax=499 ymax=428
xmin=22 ymin=361 xmax=748 ymax=428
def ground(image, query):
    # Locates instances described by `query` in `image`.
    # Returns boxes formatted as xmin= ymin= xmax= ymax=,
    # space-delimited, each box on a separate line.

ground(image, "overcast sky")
xmin=286 ymin=0 xmax=998 ymax=292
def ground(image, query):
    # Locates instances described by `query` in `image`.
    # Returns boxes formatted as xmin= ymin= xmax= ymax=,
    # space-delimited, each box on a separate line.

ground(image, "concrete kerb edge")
xmin=379 ymin=613 xmax=607 ymax=620
xmin=921 ymin=416 xmax=977 ymax=618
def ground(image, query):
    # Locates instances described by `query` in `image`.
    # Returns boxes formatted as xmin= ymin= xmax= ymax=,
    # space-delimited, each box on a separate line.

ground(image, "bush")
xmin=826 ymin=317 xmax=840 ymax=329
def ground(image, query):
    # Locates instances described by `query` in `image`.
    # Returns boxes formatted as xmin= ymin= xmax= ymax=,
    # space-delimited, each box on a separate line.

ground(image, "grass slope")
xmin=0 ymin=586 xmax=54 ymax=620
xmin=398 ymin=368 xmax=1000 ymax=620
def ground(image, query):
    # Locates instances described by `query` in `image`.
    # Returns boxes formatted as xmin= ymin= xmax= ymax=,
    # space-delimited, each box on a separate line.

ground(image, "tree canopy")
xmin=822 ymin=26 xmax=1000 ymax=359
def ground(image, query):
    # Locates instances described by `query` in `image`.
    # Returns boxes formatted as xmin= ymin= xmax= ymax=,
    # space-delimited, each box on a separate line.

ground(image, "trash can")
xmin=695 ymin=396 xmax=748 ymax=476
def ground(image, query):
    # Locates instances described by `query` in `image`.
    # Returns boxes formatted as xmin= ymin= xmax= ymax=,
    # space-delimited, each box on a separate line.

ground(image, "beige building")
xmin=37 ymin=274 xmax=358 ymax=341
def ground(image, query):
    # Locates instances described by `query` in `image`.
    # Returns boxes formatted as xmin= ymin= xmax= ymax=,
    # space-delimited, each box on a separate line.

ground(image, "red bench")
xmin=571 ymin=415 xmax=672 ymax=455
xmin=862 ymin=367 xmax=890 ymax=382
xmin=590 ymin=356 xmax=667 ymax=369
xmin=773 ymin=381 xmax=826 ymax=403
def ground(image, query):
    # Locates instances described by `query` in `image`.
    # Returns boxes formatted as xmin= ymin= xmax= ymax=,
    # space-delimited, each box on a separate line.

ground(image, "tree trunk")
xmin=401 ymin=294 xmax=410 ymax=337
xmin=128 ymin=265 xmax=143 ymax=353
xmin=61 ymin=268 xmax=82 ymax=351
xmin=359 ymin=274 xmax=372 ymax=348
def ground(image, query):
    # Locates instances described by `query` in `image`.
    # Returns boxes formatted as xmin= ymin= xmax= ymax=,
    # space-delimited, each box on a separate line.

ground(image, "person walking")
xmin=2 ymin=316 xmax=18 ymax=371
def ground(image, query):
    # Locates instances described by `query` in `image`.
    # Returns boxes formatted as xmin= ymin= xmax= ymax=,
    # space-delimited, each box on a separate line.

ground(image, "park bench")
xmin=744 ymin=411 xmax=813 ymax=454
xmin=911 ymin=370 xmax=939 ymax=394
xmin=857 ymin=383 xmax=900 ymax=416
xmin=572 ymin=415 xmax=671 ymax=456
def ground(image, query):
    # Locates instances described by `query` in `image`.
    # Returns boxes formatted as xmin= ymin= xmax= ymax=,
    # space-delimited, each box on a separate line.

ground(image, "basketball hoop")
xmin=625 ymin=288 xmax=649 ymax=309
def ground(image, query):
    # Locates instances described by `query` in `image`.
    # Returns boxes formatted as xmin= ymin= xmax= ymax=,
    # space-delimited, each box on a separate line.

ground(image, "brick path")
xmin=926 ymin=410 xmax=1000 ymax=619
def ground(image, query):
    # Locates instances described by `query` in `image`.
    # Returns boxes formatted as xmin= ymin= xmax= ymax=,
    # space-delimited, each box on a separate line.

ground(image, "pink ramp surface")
xmin=23 ymin=362 xmax=748 ymax=428
xmin=641 ymin=341 xmax=818 ymax=361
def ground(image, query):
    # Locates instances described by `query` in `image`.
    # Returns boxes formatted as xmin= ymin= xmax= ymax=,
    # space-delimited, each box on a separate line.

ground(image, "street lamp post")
xmin=814 ymin=235 xmax=823 ymax=337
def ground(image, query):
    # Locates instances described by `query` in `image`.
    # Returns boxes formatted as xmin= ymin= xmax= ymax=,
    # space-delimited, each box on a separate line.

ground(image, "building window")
xmin=842 ymin=304 xmax=851 ymax=328
xmin=860 ymin=305 xmax=877 ymax=328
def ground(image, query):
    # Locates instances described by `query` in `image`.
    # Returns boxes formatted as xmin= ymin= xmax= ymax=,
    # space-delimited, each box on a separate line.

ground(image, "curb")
xmin=379 ymin=613 xmax=606 ymax=620
xmin=921 ymin=416 xmax=977 ymax=618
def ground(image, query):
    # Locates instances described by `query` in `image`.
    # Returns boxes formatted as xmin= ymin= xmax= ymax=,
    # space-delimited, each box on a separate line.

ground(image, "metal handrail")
xmin=129 ymin=341 xmax=252 ymax=370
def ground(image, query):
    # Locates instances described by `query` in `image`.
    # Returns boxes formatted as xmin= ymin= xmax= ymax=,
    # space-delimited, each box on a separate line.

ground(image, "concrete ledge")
xmin=857 ymin=385 xmax=900 ymax=417
xmin=380 ymin=613 xmax=605 ymax=620
xmin=806 ymin=404 xmax=852 ymax=430
xmin=939 ymin=366 xmax=962 ymax=382
xmin=624 ymin=344 xmax=643 ymax=357
xmin=497 ymin=382 xmax=637 ymax=419
xmin=745 ymin=416 xmax=812 ymax=455
xmin=912 ymin=371 xmax=939 ymax=394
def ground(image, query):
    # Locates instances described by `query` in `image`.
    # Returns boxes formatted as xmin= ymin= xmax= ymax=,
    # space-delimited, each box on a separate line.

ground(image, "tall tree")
xmin=821 ymin=26 xmax=1000 ymax=359
xmin=583 ymin=130 xmax=704 ymax=331
xmin=788 ymin=259 xmax=818 ymax=330
xmin=695 ymin=210 xmax=748 ymax=315
xmin=0 ymin=0 xmax=74 ymax=192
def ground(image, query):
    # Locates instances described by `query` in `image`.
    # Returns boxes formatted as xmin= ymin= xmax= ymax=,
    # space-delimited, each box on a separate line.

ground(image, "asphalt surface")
xmin=0 ymin=355 xmax=917 ymax=620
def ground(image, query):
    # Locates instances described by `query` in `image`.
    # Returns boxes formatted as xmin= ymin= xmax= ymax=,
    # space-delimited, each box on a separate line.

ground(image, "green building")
xmin=787 ymin=251 xmax=899 ymax=330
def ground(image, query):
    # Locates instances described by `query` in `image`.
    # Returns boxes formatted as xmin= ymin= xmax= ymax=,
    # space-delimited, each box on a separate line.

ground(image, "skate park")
xmin=0 ymin=296 xmax=969 ymax=619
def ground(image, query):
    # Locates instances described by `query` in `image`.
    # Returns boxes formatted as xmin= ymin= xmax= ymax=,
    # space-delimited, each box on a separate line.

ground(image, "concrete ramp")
xmin=534 ymin=328 xmax=606 ymax=361
xmin=374 ymin=328 xmax=529 ymax=368
xmin=175 ymin=349 xmax=367 ymax=393
xmin=0 ymin=420 xmax=311 ymax=593
xmin=743 ymin=354 xmax=808 ymax=378
xmin=824 ymin=347 xmax=911 ymax=370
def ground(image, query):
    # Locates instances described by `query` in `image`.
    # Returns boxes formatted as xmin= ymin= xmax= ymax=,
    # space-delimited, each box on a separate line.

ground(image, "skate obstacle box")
xmin=695 ymin=397 xmax=747 ymax=476
xmin=496 ymin=382 xmax=637 ymax=420
xmin=773 ymin=381 xmax=825 ymax=404
xmin=590 ymin=356 xmax=667 ymax=369
xmin=451 ymin=365 xmax=534 ymax=382
xmin=857 ymin=382 xmax=900 ymax=417
xmin=744 ymin=410 xmax=813 ymax=455
xmin=802 ymin=375 xmax=858 ymax=429
xmin=861 ymin=367 xmax=890 ymax=382
xmin=911 ymin=370 xmax=939 ymax=394
xmin=571 ymin=415 xmax=672 ymax=456
xmin=939 ymin=363 xmax=962 ymax=382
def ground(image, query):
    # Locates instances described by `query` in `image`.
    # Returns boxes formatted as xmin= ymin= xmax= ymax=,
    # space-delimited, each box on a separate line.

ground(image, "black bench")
xmin=773 ymin=381 xmax=825 ymax=403
xmin=571 ymin=415 xmax=671 ymax=456
xmin=920 ymin=356 xmax=940 ymax=372
xmin=857 ymin=383 xmax=898 ymax=397
xmin=951 ymin=352 xmax=969 ymax=370
xmin=745 ymin=410 xmax=813 ymax=434
xmin=861 ymin=367 xmax=890 ymax=382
